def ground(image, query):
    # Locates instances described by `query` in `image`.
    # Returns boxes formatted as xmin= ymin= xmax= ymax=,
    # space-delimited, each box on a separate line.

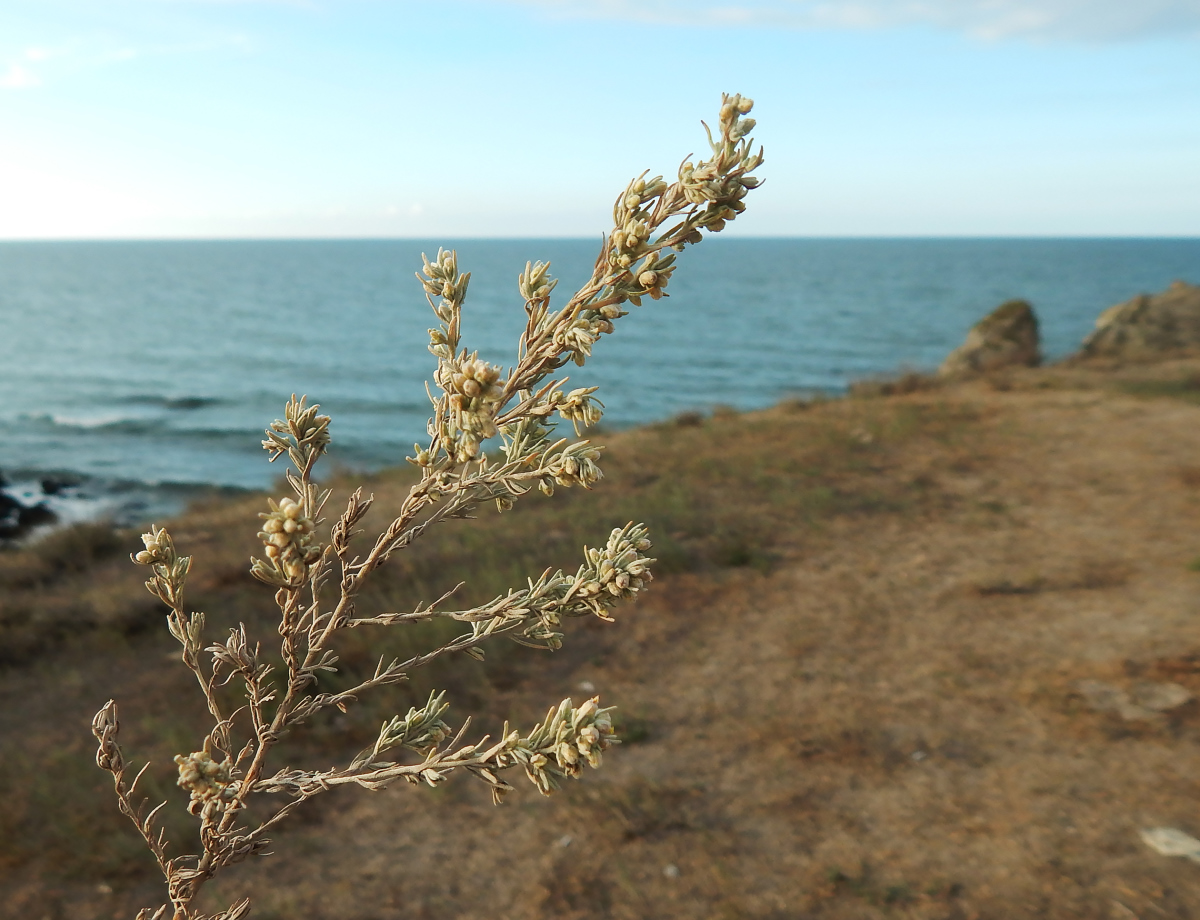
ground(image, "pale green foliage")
xmin=91 ymin=93 xmax=763 ymax=920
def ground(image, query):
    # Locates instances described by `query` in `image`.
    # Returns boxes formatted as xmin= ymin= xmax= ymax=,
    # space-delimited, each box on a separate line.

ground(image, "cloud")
xmin=0 ymin=62 xmax=40 ymax=89
xmin=0 ymin=32 xmax=251 ymax=91
xmin=498 ymin=0 xmax=1200 ymax=40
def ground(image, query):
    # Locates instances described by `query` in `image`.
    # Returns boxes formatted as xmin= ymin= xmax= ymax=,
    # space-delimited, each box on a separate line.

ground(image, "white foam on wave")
xmin=47 ymin=412 xmax=144 ymax=429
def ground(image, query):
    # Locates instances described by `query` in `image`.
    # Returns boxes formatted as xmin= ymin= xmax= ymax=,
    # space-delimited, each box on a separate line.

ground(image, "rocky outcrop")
xmin=1081 ymin=280 xmax=1200 ymax=358
xmin=939 ymin=299 xmax=1041 ymax=377
xmin=0 ymin=473 xmax=58 ymax=541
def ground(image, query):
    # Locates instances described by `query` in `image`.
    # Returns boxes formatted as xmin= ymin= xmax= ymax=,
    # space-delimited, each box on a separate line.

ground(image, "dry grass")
xmin=5 ymin=356 xmax=1200 ymax=918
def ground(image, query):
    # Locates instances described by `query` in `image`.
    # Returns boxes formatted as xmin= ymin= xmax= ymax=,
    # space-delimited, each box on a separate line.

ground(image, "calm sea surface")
xmin=1 ymin=238 xmax=1197 ymax=523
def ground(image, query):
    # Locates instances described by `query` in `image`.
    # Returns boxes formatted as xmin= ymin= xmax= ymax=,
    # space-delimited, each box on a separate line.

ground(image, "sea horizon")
xmin=3 ymin=234 xmax=1198 ymax=243
xmin=3 ymin=236 xmax=1197 ymax=529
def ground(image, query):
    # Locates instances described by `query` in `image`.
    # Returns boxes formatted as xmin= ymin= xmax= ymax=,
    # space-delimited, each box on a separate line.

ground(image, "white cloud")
xmin=0 ymin=62 xmax=40 ymax=89
xmin=499 ymin=0 xmax=1200 ymax=40
xmin=0 ymin=32 xmax=251 ymax=90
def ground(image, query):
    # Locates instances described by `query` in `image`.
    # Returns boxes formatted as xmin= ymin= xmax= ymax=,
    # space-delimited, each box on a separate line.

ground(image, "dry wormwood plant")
xmin=91 ymin=93 xmax=763 ymax=919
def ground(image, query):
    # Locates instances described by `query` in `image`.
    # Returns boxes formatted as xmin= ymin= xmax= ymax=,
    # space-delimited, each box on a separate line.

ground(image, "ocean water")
xmin=1 ymin=238 xmax=1197 ymax=525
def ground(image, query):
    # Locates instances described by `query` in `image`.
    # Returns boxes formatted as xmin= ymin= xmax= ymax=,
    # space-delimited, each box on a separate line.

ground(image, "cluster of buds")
xmin=519 ymin=259 xmax=558 ymax=307
xmin=497 ymin=409 xmax=555 ymax=469
xmin=720 ymin=93 xmax=757 ymax=141
xmin=174 ymin=739 xmax=234 ymax=815
xmin=505 ymin=697 xmax=617 ymax=795
xmin=132 ymin=525 xmax=191 ymax=609
xmin=554 ymin=386 xmax=603 ymax=435
xmin=541 ymin=441 xmax=603 ymax=493
xmin=439 ymin=353 xmax=506 ymax=462
xmin=568 ymin=523 xmax=654 ymax=618
xmin=91 ymin=700 xmax=124 ymax=774
xmin=610 ymin=174 xmax=669 ymax=272
xmin=251 ymin=497 xmax=321 ymax=587
xmin=409 ymin=443 xmax=433 ymax=467
xmin=420 ymin=249 xmax=471 ymax=370
xmin=133 ymin=525 xmax=174 ymax=566
xmin=353 ymin=692 xmax=452 ymax=768
xmin=678 ymin=94 xmax=762 ymax=234
xmin=609 ymin=215 xmax=652 ymax=270
xmin=628 ymin=252 xmax=677 ymax=305
xmin=506 ymin=523 xmax=653 ymax=648
xmin=678 ymin=160 xmax=725 ymax=206
xmin=614 ymin=174 xmax=668 ymax=224
xmin=261 ymin=395 xmax=331 ymax=470
xmin=553 ymin=315 xmax=607 ymax=366
xmin=418 ymin=249 xmax=470 ymax=326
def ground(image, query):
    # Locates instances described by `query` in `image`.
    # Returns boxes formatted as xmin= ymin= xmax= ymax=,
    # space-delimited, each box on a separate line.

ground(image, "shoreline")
xmin=0 ymin=470 xmax=252 ymax=543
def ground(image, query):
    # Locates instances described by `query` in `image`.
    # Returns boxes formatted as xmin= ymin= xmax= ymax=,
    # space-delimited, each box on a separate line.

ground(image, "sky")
xmin=0 ymin=0 xmax=1198 ymax=238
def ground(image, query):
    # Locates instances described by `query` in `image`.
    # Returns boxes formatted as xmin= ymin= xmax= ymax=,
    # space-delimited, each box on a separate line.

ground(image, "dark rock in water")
xmin=40 ymin=474 xmax=81 ymax=496
xmin=0 ymin=491 xmax=21 ymax=530
xmin=939 ymin=299 xmax=1041 ymax=377
xmin=164 ymin=396 xmax=216 ymax=410
xmin=0 ymin=482 xmax=59 ymax=540
xmin=1081 ymin=280 xmax=1200 ymax=358
xmin=18 ymin=502 xmax=57 ymax=531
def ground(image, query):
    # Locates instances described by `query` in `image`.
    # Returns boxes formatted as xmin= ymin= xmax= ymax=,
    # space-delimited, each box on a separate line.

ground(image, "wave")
xmin=24 ymin=412 xmax=139 ymax=430
xmin=10 ymin=413 xmax=256 ymax=440
xmin=1 ymin=468 xmax=255 ymax=535
xmin=117 ymin=394 xmax=223 ymax=411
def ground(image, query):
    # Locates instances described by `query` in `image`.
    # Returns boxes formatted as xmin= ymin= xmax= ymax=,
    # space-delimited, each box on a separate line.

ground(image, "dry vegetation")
xmin=4 ymin=355 xmax=1200 ymax=919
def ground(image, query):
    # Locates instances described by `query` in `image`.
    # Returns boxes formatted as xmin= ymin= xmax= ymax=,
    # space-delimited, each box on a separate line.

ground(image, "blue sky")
xmin=1 ymin=0 xmax=1198 ymax=238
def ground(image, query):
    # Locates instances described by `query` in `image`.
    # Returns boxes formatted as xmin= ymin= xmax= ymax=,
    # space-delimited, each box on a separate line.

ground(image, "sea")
xmin=1 ymin=238 xmax=1197 ymax=529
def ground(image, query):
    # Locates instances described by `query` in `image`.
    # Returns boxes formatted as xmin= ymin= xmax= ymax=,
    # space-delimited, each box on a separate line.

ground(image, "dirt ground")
xmin=4 ymin=357 xmax=1200 ymax=919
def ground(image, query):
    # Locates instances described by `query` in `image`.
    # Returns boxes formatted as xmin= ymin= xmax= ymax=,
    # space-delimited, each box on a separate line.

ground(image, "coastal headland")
xmin=3 ymin=333 xmax=1200 ymax=918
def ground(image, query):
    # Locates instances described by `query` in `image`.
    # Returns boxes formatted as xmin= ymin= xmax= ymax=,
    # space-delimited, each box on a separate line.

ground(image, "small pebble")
xmin=663 ymin=864 xmax=680 ymax=879
xmin=556 ymin=835 xmax=573 ymax=849
xmin=578 ymin=680 xmax=596 ymax=693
